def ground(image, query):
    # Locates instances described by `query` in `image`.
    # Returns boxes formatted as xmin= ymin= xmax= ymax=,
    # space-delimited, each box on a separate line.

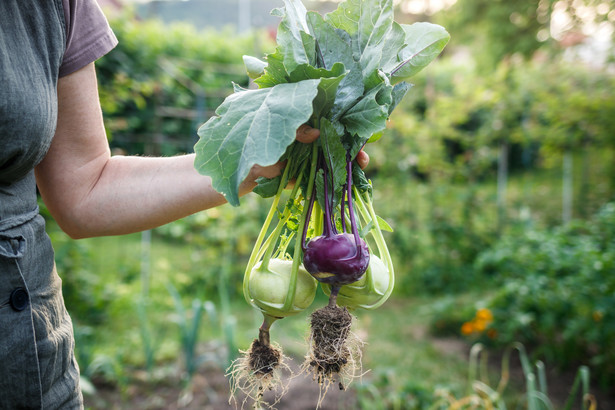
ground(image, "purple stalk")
xmin=321 ymin=158 xmax=336 ymax=237
xmin=340 ymin=189 xmax=347 ymax=233
xmin=345 ymin=155 xmax=362 ymax=252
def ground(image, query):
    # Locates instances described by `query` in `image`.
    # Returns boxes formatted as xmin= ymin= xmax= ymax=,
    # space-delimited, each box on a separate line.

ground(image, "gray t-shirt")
xmin=0 ymin=0 xmax=117 ymax=185
xmin=0 ymin=0 xmax=117 ymax=407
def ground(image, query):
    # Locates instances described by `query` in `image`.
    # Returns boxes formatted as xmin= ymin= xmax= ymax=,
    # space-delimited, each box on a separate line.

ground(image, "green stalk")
xmin=353 ymin=187 xmax=395 ymax=310
xmin=275 ymin=231 xmax=295 ymax=258
xmin=312 ymin=201 xmax=323 ymax=237
xmin=242 ymin=164 xmax=291 ymax=306
xmin=283 ymin=141 xmax=319 ymax=311
xmin=259 ymin=167 xmax=306 ymax=271
xmin=258 ymin=313 xmax=279 ymax=347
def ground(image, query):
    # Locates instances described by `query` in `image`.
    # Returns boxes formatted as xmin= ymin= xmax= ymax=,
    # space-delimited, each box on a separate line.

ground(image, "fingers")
xmin=356 ymin=150 xmax=369 ymax=170
xmin=250 ymin=162 xmax=284 ymax=181
xmin=296 ymin=124 xmax=320 ymax=144
xmin=295 ymin=124 xmax=368 ymax=170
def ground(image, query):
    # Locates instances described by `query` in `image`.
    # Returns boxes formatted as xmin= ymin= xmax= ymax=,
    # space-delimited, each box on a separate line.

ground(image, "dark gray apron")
xmin=1 ymin=1 xmax=83 ymax=408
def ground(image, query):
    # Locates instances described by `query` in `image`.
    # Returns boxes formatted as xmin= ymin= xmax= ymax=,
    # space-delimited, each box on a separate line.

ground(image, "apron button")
xmin=10 ymin=288 xmax=29 ymax=311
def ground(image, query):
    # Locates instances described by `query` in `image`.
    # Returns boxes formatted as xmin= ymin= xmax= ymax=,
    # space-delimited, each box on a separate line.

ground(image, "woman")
xmin=1 ymin=0 xmax=371 ymax=407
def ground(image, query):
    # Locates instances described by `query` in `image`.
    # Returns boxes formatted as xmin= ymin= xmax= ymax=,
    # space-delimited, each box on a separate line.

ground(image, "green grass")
xmin=45 ymin=145 xmax=613 ymax=406
xmin=49 ymin=222 xmax=490 ymax=396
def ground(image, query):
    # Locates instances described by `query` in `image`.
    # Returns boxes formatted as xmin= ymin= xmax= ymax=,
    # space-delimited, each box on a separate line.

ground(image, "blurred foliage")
xmin=96 ymin=11 xmax=274 ymax=155
xmin=45 ymin=5 xmax=615 ymax=401
xmin=466 ymin=201 xmax=615 ymax=388
xmin=438 ymin=0 xmax=615 ymax=70
xmin=355 ymin=342 xmax=595 ymax=410
xmin=372 ymin=55 xmax=615 ymax=294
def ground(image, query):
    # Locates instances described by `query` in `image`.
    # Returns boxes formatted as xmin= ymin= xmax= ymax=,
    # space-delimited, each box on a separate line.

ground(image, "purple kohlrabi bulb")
xmin=303 ymin=233 xmax=370 ymax=285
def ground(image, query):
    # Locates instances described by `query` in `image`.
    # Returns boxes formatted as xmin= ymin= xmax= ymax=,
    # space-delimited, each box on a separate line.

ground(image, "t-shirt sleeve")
xmin=59 ymin=0 xmax=118 ymax=77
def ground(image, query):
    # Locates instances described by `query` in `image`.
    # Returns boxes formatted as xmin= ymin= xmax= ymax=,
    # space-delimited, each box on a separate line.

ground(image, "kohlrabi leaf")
xmin=389 ymin=22 xmax=450 ymax=82
xmin=341 ymin=81 xmax=391 ymax=142
xmin=254 ymin=48 xmax=289 ymax=88
xmin=275 ymin=0 xmax=316 ymax=74
xmin=243 ymin=55 xmax=267 ymax=80
xmin=194 ymin=80 xmax=320 ymax=206
xmin=359 ymin=214 xmax=393 ymax=237
xmin=389 ymin=81 xmax=412 ymax=115
xmin=352 ymin=163 xmax=372 ymax=196
xmin=380 ymin=22 xmax=406 ymax=73
xmin=232 ymin=82 xmax=249 ymax=93
xmin=289 ymin=62 xmax=345 ymax=82
xmin=306 ymin=11 xmax=354 ymax=70
xmin=377 ymin=215 xmax=394 ymax=232
xmin=330 ymin=65 xmax=364 ymax=120
xmin=253 ymin=175 xmax=282 ymax=198
xmin=286 ymin=62 xmax=347 ymax=120
xmin=325 ymin=0 xmax=394 ymax=82
xmin=375 ymin=78 xmax=393 ymax=106
xmin=317 ymin=118 xmax=347 ymax=207
xmin=310 ymin=67 xmax=347 ymax=120
xmin=367 ymin=131 xmax=383 ymax=143
xmin=306 ymin=9 xmax=365 ymax=119
xmin=356 ymin=1 xmax=394 ymax=78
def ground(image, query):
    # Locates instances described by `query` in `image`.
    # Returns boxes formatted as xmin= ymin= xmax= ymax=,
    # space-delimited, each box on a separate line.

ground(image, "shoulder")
xmin=59 ymin=0 xmax=118 ymax=77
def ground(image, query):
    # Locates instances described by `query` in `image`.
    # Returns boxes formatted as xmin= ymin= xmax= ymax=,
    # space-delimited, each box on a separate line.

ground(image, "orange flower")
xmin=461 ymin=322 xmax=474 ymax=335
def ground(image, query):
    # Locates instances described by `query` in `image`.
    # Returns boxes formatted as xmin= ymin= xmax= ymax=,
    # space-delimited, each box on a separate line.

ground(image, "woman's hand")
xmin=295 ymin=123 xmax=320 ymax=144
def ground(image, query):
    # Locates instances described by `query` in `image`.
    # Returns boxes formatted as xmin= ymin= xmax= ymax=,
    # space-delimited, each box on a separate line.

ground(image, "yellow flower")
xmin=473 ymin=320 xmax=487 ymax=332
xmin=476 ymin=308 xmax=493 ymax=322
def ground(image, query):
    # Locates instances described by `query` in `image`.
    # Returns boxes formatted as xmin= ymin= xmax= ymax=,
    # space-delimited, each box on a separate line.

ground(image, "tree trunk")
xmin=562 ymin=150 xmax=573 ymax=224
xmin=497 ymin=141 xmax=509 ymax=233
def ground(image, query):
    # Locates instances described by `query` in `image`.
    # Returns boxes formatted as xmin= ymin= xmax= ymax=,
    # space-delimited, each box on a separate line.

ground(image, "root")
xmin=302 ymin=305 xmax=365 ymax=408
xmin=227 ymin=339 xmax=293 ymax=409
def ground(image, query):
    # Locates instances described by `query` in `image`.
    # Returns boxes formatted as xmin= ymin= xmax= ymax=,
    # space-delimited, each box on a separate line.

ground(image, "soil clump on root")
xmin=249 ymin=339 xmax=282 ymax=375
xmin=304 ymin=305 xmax=363 ymax=405
xmin=227 ymin=339 xmax=291 ymax=409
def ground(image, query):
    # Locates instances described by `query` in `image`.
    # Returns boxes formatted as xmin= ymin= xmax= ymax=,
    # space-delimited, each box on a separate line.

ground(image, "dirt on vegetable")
xmin=248 ymin=339 xmax=281 ymax=376
xmin=304 ymin=305 xmax=364 ymax=406
xmin=227 ymin=340 xmax=292 ymax=409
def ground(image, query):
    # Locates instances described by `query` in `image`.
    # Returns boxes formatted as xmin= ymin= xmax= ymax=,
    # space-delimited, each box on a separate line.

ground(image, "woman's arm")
xmin=35 ymin=63 xmax=320 ymax=239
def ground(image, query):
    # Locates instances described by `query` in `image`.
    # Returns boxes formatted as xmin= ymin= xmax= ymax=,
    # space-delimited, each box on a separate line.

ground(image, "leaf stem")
xmin=322 ymin=157 xmax=335 ymax=237
xmin=301 ymin=183 xmax=316 ymax=252
xmin=354 ymin=187 xmax=395 ymax=310
xmin=259 ymin=167 xmax=305 ymax=270
xmin=258 ymin=314 xmax=278 ymax=347
xmin=242 ymin=164 xmax=291 ymax=307
xmin=346 ymin=157 xmax=361 ymax=247
xmin=283 ymin=141 xmax=319 ymax=312
xmin=328 ymin=286 xmax=340 ymax=308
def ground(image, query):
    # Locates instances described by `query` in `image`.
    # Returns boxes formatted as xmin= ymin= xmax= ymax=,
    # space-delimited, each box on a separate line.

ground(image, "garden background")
xmin=42 ymin=0 xmax=615 ymax=408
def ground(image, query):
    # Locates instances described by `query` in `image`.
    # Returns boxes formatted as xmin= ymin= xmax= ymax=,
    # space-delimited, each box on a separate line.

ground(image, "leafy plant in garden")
xmin=356 ymin=343 xmax=596 ymax=410
xmin=193 ymin=0 xmax=448 ymax=406
xmin=472 ymin=201 xmax=615 ymax=388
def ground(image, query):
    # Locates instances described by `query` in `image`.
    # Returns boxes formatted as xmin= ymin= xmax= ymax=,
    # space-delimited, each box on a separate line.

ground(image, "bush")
xmin=472 ymin=201 xmax=615 ymax=388
xmin=97 ymin=11 xmax=274 ymax=155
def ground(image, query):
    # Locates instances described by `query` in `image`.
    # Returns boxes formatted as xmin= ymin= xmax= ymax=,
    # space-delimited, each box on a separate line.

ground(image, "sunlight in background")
xmin=398 ymin=0 xmax=458 ymax=15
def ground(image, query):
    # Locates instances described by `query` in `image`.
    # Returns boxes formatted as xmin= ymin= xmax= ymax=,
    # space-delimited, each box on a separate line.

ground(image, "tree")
xmin=437 ymin=0 xmax=614 ymax=70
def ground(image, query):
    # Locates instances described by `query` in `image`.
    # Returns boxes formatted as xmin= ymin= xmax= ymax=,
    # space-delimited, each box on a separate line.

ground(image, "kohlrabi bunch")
xmin=194 ymin=0 xmax=449 ymax=406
